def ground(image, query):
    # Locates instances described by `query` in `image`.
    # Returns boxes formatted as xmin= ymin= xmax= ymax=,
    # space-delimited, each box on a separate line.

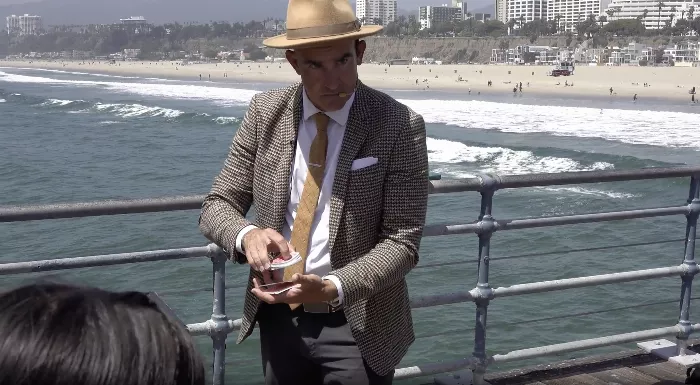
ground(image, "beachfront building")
xmin=607 ymin=42 xmax=647 ymax=65
xmin=356 ymin=0 xmax=397 ymax=26
xmin=495 ymin=0 xmax=508 ymax=22
xmin=506 ymin=0 xmax=547 ymax=30
xmin=663 ymin=41 xmax=700 ymax=64
xmin=469 ymin=12 xmax=494 ymax=21
xmin=418 ymin=4 xmax=464 ymax=29
xmin=547 ymin=0 xmax=605 ymax=33
xmin=490 ymin=44 xmax=560 ymax=64
xmin=603 ymin=0 xmax=698 ymax=30
xmin=5 ymin=14 xmax=42 ymax=36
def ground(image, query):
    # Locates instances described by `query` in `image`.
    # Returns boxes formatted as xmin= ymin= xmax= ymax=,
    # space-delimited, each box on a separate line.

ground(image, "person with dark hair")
xmin=0 ymin=282 xmax=205 ymax=385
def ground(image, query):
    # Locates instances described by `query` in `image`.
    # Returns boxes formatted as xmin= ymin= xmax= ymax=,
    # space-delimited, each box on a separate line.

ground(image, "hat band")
xmin=286 ymin=19 xmax=361 ymax=40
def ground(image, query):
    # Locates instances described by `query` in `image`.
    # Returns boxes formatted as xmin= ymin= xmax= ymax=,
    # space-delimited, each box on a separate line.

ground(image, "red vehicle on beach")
xmin=549 ymin=61 xmax=575 ymax=77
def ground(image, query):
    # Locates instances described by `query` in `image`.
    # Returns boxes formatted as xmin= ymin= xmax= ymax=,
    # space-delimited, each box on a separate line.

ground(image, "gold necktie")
xmin=284 ymin=113 xmax=330 ymax=309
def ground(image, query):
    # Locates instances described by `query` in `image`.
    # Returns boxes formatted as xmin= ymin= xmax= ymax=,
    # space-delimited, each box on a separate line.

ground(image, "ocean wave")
xmin=0 ymin=99 xmax=5 ymax=103
xmin=427 ymin=137 xmax=631 ymax=198
xmin=26 ymin=94 xmax=240 ymax=125
xmin=0 ymin=70 xmax=257 ymax=107
xmin=93 ymin=103 xmax=184 ymax=118
xmin=1 ymin=67 xmax=142 ymax=79
xmin=399 ymin=98 xmax=700 ymax=150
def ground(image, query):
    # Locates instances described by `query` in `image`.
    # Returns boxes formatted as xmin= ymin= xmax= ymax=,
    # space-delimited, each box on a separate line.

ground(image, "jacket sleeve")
xmin=198 ymin=95 xmax=259 ymax=264
xmin=328 ymin=110 xmax=429 ymax=305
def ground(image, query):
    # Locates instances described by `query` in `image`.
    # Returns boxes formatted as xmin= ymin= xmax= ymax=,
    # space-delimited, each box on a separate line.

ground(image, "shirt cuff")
xmin=235 ymin=225 xmax=258 ymax=254
xmin=322 ymin=274 xmax=344 ymax=305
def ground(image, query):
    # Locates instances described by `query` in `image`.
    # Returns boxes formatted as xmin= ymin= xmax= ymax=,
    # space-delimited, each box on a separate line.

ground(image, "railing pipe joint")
xmin=469 ymin=286 xmax=495 ymax=302
xmin=681 ymin=261 xmax=700 ymax=277
xmin=477 ymin=173 xmax=502 ymax=193
xmin=477 ymin=215 xmax=498 ymax=236
xmin=676 ymin=320 xmax=693 ymax=338
xmin=206 ymin=243 xmax=227 ymax=261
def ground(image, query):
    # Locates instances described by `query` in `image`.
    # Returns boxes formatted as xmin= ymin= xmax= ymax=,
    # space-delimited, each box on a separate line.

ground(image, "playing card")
xmin=270 ymin=252 xmax=302 ymax=270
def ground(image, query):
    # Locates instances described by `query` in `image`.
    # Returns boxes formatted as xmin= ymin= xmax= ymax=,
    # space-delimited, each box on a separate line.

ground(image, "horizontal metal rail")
xmin=0 ymin=245 xmax=214 ymax=276
xmin=492 ymin=323 xmax=700 ymax=364
xmin=430 ymin=166 xmax=700 ymax=194
xmin=2 ymin=166 xmax=699 ymax=223
xmin=423 ymin=205 xmax=690 ymax=236
xmin=492 ymin=265 xmax=688 ymax=298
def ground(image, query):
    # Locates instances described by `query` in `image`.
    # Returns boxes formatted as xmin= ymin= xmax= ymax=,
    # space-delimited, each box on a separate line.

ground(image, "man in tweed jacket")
xmin=199 ymin=1 xmax=428 ymax=384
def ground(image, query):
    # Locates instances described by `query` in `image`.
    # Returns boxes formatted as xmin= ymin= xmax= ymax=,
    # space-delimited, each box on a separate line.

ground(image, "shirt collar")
xmin=302 ymin=87 xmax=355 ymax=127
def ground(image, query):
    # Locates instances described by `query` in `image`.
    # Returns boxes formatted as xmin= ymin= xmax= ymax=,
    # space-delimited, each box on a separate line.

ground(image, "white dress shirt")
xmin=234 ymin=88 xmax=356 ymax=305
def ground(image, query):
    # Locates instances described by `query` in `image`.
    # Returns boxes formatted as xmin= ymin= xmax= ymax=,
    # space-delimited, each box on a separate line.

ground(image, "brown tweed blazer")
xmin=198 ymin=80 xmax=429 ymax=376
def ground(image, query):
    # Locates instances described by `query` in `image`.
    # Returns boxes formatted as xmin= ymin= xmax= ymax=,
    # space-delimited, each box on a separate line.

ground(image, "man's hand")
xmin=242 ymin=228 xmax=293 ymax=272
xmin=251 ymin=274 xmax=338 ymax=304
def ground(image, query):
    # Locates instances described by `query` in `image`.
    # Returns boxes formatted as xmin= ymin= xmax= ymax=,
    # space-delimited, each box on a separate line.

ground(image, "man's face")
xmin=285 ymin=39 xmax=366 ymax=112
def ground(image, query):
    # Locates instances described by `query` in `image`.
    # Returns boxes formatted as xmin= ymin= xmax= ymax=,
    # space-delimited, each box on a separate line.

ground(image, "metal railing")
xmin=1 ymin=165 xmax=699 ymax=385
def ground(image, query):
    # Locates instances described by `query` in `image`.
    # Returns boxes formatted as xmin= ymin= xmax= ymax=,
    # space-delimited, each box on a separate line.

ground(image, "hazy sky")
xmin=0 ymin=0 xmax=39 ymax=4
xmin=0 ymin=0 xmax=493 ymax=24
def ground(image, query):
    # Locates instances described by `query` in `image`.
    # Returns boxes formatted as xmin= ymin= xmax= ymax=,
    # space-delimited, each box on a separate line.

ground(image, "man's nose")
xmin=323 ymin=68 xmax=342 ymax=90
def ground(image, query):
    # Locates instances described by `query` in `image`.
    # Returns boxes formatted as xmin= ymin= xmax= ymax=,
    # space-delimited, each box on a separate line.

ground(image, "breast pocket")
xmin=345 ymin=163 xmax=384 ymax=225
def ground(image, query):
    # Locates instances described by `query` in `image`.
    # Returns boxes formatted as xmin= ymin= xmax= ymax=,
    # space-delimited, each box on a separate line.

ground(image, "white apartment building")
xmin=356 ymin=0 xmax=397 ymax=26
xmin=604 ymin=0 xmax=699 ymax=29
xmin=548 ymin=0 xmax=603 ymax=32
xmin=419 ymin=4 xmax=464 ymax=29
xmin=507 ymin=0 xmax=547 ymax=27
xmin=495 ymin=0 xmax=508 ymax=22
xmin=6 ymin=14 xmax=42 ymax=36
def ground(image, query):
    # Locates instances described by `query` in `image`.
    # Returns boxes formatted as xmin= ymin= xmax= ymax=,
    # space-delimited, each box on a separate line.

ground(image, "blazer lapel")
xmin=328 ymin=82 xmax=372 ymax=254
xmin=270 ymin=84 xmax=303 ymax=234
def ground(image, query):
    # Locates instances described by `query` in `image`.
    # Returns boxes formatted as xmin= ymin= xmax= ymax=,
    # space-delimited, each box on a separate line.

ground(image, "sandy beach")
xmin=1 ymin=59 xmax=698 ymax=102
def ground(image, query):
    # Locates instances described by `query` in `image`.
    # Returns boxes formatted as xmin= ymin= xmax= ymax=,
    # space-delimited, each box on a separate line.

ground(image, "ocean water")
xmin=1 ymin=66 xmax=699 ymax=384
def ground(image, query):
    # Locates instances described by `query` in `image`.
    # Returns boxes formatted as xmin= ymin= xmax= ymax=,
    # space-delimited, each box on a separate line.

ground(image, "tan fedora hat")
xmin=263 ymin=0 xmax=383 ymax=49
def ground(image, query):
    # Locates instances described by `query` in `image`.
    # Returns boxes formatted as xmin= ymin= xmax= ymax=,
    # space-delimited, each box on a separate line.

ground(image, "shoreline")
xmin=1 ymin=59 xmax=698 ymax=104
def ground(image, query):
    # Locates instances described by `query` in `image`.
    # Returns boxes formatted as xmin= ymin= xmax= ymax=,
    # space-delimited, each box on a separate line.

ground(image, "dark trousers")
xmin=257 ymin=303 xmax=394 ymax=385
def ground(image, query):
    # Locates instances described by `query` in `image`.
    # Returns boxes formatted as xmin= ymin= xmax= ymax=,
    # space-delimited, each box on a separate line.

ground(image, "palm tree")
xmin=657 ymin=1 xmax=665 ymax=31
xmin=606 ymin=8 xmax=615 ymax=21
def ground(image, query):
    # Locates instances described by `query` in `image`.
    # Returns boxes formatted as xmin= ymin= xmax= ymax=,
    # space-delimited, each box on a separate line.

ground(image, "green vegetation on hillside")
xmin=1 ymin=11 xmax=699 ymax=59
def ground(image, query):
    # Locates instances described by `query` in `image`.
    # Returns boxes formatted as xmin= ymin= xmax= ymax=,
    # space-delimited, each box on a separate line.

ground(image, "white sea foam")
xmin=0 ymin=99 xmax=5 ymax=103
xmin=214 ymin=116 xmax=240 ymax=125
xmin=2 ymin=69 xmax=696 ymax=149
xmin=398 ymin=98 xmax=700 ymax=149
xmin=40 ymin=98 xmax=83 ymax=107
xmin=1 ymin=67 xmax=142 ymax=79
xmin=0 ymin=70 xmax=257 ymax=106
xmin=93 ymin=103 xmax=184 ymax=118
xmin=427 ymin=137 xmax=631 ymax=198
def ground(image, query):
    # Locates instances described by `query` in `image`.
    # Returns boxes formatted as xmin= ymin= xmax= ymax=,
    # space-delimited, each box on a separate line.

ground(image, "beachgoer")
xmin=610 ymin=87 xmax=613 ymax=95
xmin=633 ymin=94 xmax=637 ymax=101
xmin=198 ymin=0 xmax=429 ymax=383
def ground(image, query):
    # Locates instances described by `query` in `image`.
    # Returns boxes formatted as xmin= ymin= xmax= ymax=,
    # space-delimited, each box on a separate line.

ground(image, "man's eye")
xmin=309 ymin=63 xmax=320 ymax=69
xmin=339 ymin=57 xmax=349 ymax=65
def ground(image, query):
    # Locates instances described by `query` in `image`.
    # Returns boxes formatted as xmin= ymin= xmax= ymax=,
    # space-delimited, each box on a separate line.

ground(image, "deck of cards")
xmin=269 ymin=252 xmax=302 ymax=271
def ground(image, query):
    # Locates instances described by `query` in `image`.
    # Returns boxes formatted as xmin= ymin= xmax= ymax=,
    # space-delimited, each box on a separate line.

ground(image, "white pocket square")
xmin=351 ymin=157 xmax=378 ymax=171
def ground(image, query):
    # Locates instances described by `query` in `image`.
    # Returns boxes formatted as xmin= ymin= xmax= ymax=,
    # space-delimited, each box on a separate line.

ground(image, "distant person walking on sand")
xmin=610 ymin=87 xmax=613 ymax=95
xmin=633 ymin=94 xmax=637 ymax=101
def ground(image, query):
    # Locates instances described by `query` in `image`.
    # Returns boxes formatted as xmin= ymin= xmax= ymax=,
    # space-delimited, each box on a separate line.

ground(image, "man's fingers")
xmin=248 ymin=242 xmax=267 ymax=272
xmin=265 ymin=229 xmax=291 ymax=258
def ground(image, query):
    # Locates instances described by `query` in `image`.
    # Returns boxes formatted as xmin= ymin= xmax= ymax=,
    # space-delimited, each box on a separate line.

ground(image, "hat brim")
xmin=262 ymin=25 xmax=383 ymax=49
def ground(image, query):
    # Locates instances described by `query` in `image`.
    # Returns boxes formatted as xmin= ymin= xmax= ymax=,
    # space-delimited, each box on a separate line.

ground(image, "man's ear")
xmin=285 ymin=50 xmax=301 ymax=75
xmin=355 ymin=40 xmax=366 ymax=65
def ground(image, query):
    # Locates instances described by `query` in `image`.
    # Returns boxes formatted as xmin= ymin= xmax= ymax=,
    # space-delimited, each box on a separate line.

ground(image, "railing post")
xmin=677 ymin=176 xmax=700 ymax=355
xmin=209 ymin=244 xmax=229 ymax=385
xmin=471 ymin=175 xmax=499 ymax=385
